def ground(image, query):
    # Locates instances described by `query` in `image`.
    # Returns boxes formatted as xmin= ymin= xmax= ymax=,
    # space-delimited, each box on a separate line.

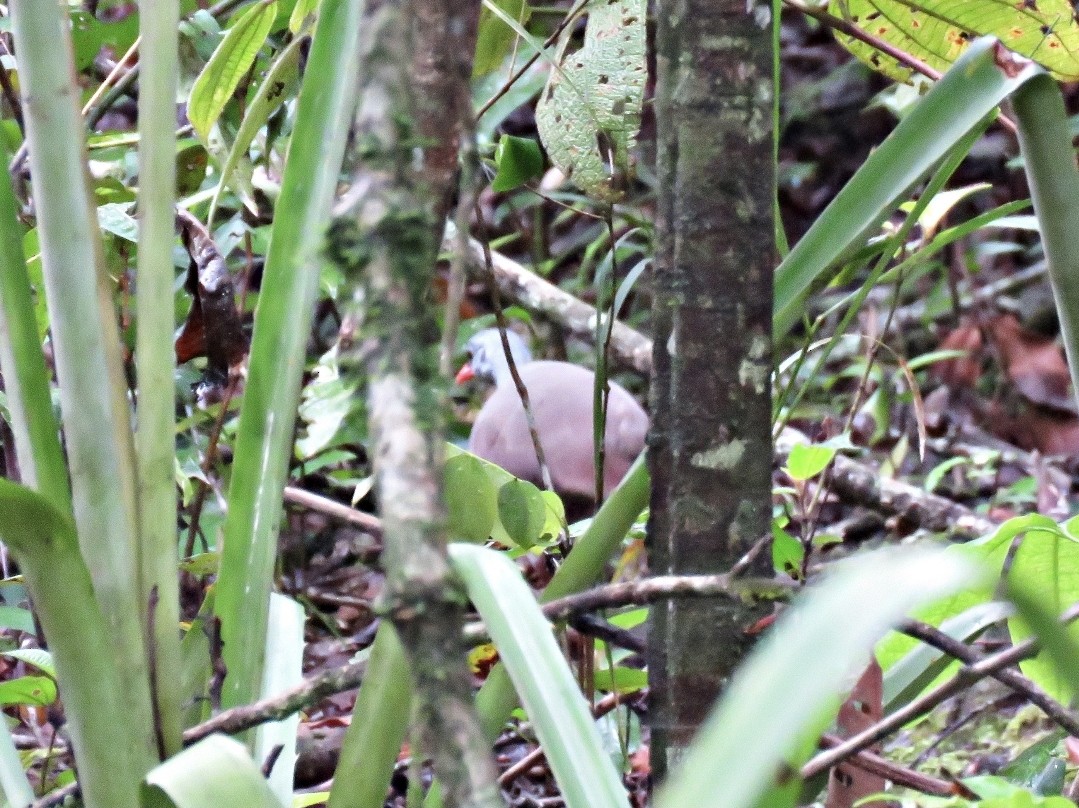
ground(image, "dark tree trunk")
xmin=647 ymin=0 xmax=776 ymax=777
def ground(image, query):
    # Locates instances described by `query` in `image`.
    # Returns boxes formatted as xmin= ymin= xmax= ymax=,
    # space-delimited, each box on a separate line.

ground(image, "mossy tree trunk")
xmin=647 ymin=0 xmax=776 ymax=778
xmin=330 ymin=2 xmax=499 ymax=807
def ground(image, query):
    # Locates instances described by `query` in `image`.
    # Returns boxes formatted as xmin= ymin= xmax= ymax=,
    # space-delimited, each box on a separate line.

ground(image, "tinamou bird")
xmin=456 ymin=328 xmax=648 ymax=509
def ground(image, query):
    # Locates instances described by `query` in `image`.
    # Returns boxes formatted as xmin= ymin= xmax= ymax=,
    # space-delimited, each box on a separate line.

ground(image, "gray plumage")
xmin=461 ymin=328 xmax=648 ymax=499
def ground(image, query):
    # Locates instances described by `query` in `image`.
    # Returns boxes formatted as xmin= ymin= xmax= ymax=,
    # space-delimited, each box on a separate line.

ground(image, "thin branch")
xmin=898 ymin=617 xmax=1079 ymax=737
xmin=801 ymin=602 xmax=1079 ymax=780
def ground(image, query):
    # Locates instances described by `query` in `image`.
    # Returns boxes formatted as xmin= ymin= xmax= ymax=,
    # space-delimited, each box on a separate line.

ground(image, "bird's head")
xmin=455 ymin=328 xmax=533 ymax=386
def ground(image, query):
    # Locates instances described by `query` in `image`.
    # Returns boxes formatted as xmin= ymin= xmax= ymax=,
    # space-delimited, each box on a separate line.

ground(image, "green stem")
xmin=11 ymin=0 xmax=157 ymax=774
xmin=136 ymin=0 xmax=184 ymax=757
xmin=215 ymin=0 xmax=365 ymax=710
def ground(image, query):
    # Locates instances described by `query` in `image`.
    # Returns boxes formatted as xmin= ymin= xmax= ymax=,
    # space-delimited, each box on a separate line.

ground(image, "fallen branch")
xmin=446 ymin=226 xmax=653 ymax=375
xmin=777 ymin=427 xmax=998 ymax=540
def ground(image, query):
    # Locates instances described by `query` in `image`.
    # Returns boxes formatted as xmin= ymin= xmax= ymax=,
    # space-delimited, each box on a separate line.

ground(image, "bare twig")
xmin=801 ymin=603 xmax=1079 ymax=780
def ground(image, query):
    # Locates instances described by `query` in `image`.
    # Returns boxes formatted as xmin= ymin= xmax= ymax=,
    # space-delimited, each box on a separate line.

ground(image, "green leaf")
xmin=445 ymin=453 xmax=499 ymax=543
xmin=0 ymin=675 xmax=55 ymax=707
xmin=450 ymin=544 xmax=632 ymax=808
xmin=498 ymin=477 xmax=547 ymax=548
xmin=0 ymin=478 xmax=75 ymax=556
xmin=188 ymin=0 xmax=278 ymax=142
xmin=534 ymin=0 xmax=646 ymax=201
xmin=654 ymin=547 xmax=983 ymax=808
xmin=783 ymin=443 xmax=835 ymax=481
xmin=771 ymin=523 xmax=803 ymax=579
xmin=594 ymin=666 xmax=646 ymax=694
xmin=2 ymin=648 xmax=54 ymax=677
xmin=97 ymin=202 xmax=139 ymax=243
xmin=288 ymin=0 xmax=319 ymax=33
xmin=474 ymin=0 xmax=531 ymax=77
xmin=208 ymin=30 xmax=305 ymax=224
xmin=491 ymin=135 xmax=544 ymax=192
xmin=0 ymin=606 xmax=34 ymax=635
xmin=881 ymin=601 xmax=1010 ymax=713
xmin=142 ymin=734 xmax=285 ymax=808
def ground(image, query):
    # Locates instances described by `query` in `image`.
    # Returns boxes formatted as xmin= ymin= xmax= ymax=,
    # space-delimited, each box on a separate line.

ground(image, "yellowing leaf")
xmin=535 ymin=0 xmax=646 ymax=201
xmin=834 ymin=0 xmax=1079 ymax=82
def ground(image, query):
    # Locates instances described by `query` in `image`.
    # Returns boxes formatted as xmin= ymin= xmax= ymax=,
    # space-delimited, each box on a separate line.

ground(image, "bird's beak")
xmin=455 ymin=362 xmax=475 ymax=384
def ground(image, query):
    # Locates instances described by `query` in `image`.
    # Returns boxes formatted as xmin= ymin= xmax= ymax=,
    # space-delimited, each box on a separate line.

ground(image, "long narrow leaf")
xmin=0 ymin=140 xmax=69 ymax=511
xmin=0 ymin=480 xmax=150 ymax=808
xmin=654 ymin=547 xmax=983 ymax=808
xmin=1012 ymin=74 xmax=1079 ymax=413
xmin=216 ymin=0 xmax=365 ymax=710
xmin=188 ymin=0 xmax=279 ymax=142
xmin=327 ymin=624 xmax=411 ymax=808
xmin=254 ymin=594 xmax=305 ymax=804
xmin=0 ymin=712 xmax=32 ymax=808
xmin=773 ymin=36 xmax=1041 ymax=338
xmin=451 ymin=544 xmax=631 ymax=808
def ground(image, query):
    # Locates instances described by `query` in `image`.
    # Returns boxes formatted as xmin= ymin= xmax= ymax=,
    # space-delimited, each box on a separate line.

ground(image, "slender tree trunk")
xmin=331 ymin=3 xmax=500 ymax=807
xmin=648 ymin=0 xmax=776 ymax=777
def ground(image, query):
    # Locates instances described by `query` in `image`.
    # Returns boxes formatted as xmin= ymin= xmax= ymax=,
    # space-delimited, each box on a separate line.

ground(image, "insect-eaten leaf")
xmin=535 ymin=0 xmax=646 ymax=202
xmin=834 ymin=0 xmax=1079 ymax=83
xmin=498 ymin=478 xmax=546 ymax=548
xmin=492 ymin=135 xmax=545 ymax=192
xmin=771 ymin=522 xmax=804 ymax=580
xmin=0 ymin=676 xmax=56 ymax=707
xmin=445 ymin=454 xmax=499 ymax=543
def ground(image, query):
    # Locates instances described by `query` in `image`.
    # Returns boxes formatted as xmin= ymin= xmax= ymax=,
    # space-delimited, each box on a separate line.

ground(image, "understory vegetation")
xmin=6 ymin=2 xmax=1079 ymax=808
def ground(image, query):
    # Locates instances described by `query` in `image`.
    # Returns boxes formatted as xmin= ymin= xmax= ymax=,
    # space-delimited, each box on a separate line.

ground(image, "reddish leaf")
xmin=826 ymin=658 xmax=886 ymax=808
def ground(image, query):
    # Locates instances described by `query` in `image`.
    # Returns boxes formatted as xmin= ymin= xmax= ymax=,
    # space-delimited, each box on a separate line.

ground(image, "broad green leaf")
xmin=446 ymin=443 xmax=567 ymax=546
xmin=491 ymin=135 xmax=544 ymax=192
xmin=445 ymin=453 xmax=499 ymax=542
xmin=142 ymin=734 xmax=284 ymax=808
xmin=783 ymin=443 xmax=835 ymax=481
xmin=771 ymin=523 xmax=803 ymax=578
xmin=2 ymin=649 xmax=54 ymax=677
xmin=0 ymin=607 xmax=34 ymax=635
xmin=1007 ymin=524 xmax=1079 ymax=700
xmin=0 ymin=676 xmax=55 ymax=707
xmin=654 ymin=547 xmax=983 ymax=808
xmin=474 ymin=0 xmax=531 ymax=77
xmin=498 ymin=477 xmax=546 ymax=547
xmin=834 ymin=0 xmax=1079 ymax=83
xmin=874 ymin=514 xmax=1079 ymax=702
xmin=773 ymin=37 xmax=1042 ymax=339
xmin=535 ymin=0 xmax=646 ymax=201
xmin=0 ymin=478 xmax=75 ymax=555
xmin=188 ymin=0 xmax=278 ymax=142
xmin=450 ymin=544 xmax=632 ymax=808
xmin=98 ymin=202 xmax=139 ymax=243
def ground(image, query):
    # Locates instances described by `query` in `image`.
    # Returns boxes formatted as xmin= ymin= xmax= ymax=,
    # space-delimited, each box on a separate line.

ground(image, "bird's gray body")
xmin=463 ymin=329 xmax=648 ymax=499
